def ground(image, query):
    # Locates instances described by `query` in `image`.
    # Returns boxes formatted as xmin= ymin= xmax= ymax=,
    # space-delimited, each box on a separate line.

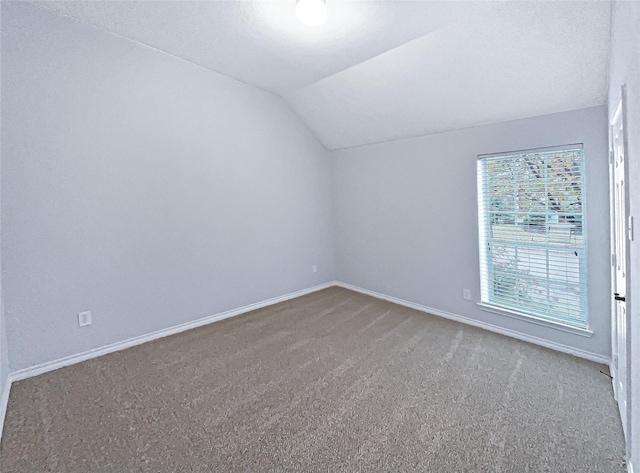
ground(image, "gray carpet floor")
xmin=0 ymin=287 xmax=626 ymax=472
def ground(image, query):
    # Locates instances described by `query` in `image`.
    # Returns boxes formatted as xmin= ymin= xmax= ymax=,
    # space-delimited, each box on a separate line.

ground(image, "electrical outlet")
xmin=463 ymin=289 xmax=471 ymax=300
xmin=312 ymin=264 xmax=318 ymax=273
xmin=78 ymin=311 xmax=92 ymax=327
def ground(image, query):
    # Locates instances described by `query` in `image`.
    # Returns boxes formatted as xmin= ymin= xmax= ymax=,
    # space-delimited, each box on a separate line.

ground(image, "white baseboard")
xmin=10 ymin=281 xmax=336 ymax=383
xmin=8 ymin=280 xmax=611 ymax=382
xmin=610 ymin=362 xmax=618 ymax=401
xmin=628 ymin=459 xmax=635 ymax=473
xmin=335 ymin=281 xmax=610 ymax=365
xmin=0 ymin=375 xmax=13 ymax=445
xmin=0 ymin=375 xmax=13 ymax=440
xmin=4 ymin=279 xmax=611 ymax=446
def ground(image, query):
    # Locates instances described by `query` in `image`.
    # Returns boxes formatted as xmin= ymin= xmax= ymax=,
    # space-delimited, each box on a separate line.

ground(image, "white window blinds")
xmin=477 ymin=145 xmax=587 ymax=329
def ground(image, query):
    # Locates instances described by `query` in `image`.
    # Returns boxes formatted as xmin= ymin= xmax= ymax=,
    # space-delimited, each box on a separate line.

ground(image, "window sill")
xmin=477 ymin=303 xmax=593 ymax=338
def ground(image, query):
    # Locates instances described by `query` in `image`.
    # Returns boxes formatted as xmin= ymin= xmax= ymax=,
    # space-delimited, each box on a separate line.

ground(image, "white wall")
xmin=609 ymin=1 xmax=640 ymax=469
xmin=0 ymin=0 xmax=8 ymax=428
xmin=1 ymin=2 xmax=334 ymax=371
xmin=332 ymin=106 xmax=610 ymax=358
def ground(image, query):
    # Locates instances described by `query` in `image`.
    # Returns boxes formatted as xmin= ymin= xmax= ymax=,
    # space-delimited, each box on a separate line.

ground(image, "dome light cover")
xmin=295 ymin=0 xmax=328 ymax=27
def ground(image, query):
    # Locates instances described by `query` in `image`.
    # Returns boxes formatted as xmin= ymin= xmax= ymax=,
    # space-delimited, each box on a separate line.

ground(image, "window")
xmin=477 ymin=145 xmax=587 ymax=330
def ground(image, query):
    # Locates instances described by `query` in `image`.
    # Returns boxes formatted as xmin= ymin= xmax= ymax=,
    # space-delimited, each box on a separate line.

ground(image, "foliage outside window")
xmin=477 ymin=145 xmax=587 ymax=329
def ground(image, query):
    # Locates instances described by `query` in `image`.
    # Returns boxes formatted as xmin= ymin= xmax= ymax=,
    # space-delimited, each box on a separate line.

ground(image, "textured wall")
xmin=0 ymin=0 xmax=7 ymax=422
xmin=1 ymin=2 xmax=334 ymax=371
xmin=331 ymin=106 xmax=610 ymax=358
xmin=608 ymin=0 xmax=640 ymax=467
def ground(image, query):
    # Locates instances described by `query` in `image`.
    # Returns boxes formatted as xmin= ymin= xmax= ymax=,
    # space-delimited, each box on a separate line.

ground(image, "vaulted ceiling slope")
xmin=33 ymin=1 xmax=611 ymax=150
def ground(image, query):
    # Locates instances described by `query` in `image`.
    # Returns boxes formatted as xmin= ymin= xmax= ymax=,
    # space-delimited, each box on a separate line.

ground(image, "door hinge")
xmin=629 ymin=216 xmax=635 ymax=241
xmin=611 ymin=253 xmax=616 ymax=267
xmin=609 ymin=150 xmax=614 ymax=164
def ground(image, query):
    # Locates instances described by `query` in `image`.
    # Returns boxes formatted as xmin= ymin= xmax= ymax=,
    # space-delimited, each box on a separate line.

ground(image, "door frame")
xmin=610 ymin=84 xmax=633 ymax=459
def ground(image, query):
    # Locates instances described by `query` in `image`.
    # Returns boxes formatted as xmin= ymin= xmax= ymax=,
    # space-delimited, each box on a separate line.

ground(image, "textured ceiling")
xmin=34 ymin=0 xmax=491 ymax=94
xmin=286 ymin=1 xmax=612 ymax=149
xmin=32 ymin=1 xmax=611 ymax=150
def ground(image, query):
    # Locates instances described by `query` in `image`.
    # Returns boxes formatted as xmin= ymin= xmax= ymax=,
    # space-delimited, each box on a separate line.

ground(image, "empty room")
xmin=0 ymin=0 xmax=638 ymax=471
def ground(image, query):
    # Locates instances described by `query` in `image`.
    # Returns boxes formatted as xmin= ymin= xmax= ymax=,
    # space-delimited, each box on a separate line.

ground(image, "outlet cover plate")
xmin=78 ymin=311 xmax=92 ymax=327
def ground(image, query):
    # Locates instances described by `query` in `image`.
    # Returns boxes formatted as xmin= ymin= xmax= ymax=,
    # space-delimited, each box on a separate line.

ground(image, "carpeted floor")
xmin=0 ymin=287 xmax=626 ymax=472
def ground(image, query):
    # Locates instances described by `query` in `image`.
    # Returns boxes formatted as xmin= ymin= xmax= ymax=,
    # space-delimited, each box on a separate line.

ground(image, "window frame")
xmin=476 ymin=144 xmax=592 ymax=337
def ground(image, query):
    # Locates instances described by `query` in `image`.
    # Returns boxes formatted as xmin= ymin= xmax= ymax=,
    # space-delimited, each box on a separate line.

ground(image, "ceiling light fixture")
xmin=295 ymin=0 xmax=328 ymax=27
